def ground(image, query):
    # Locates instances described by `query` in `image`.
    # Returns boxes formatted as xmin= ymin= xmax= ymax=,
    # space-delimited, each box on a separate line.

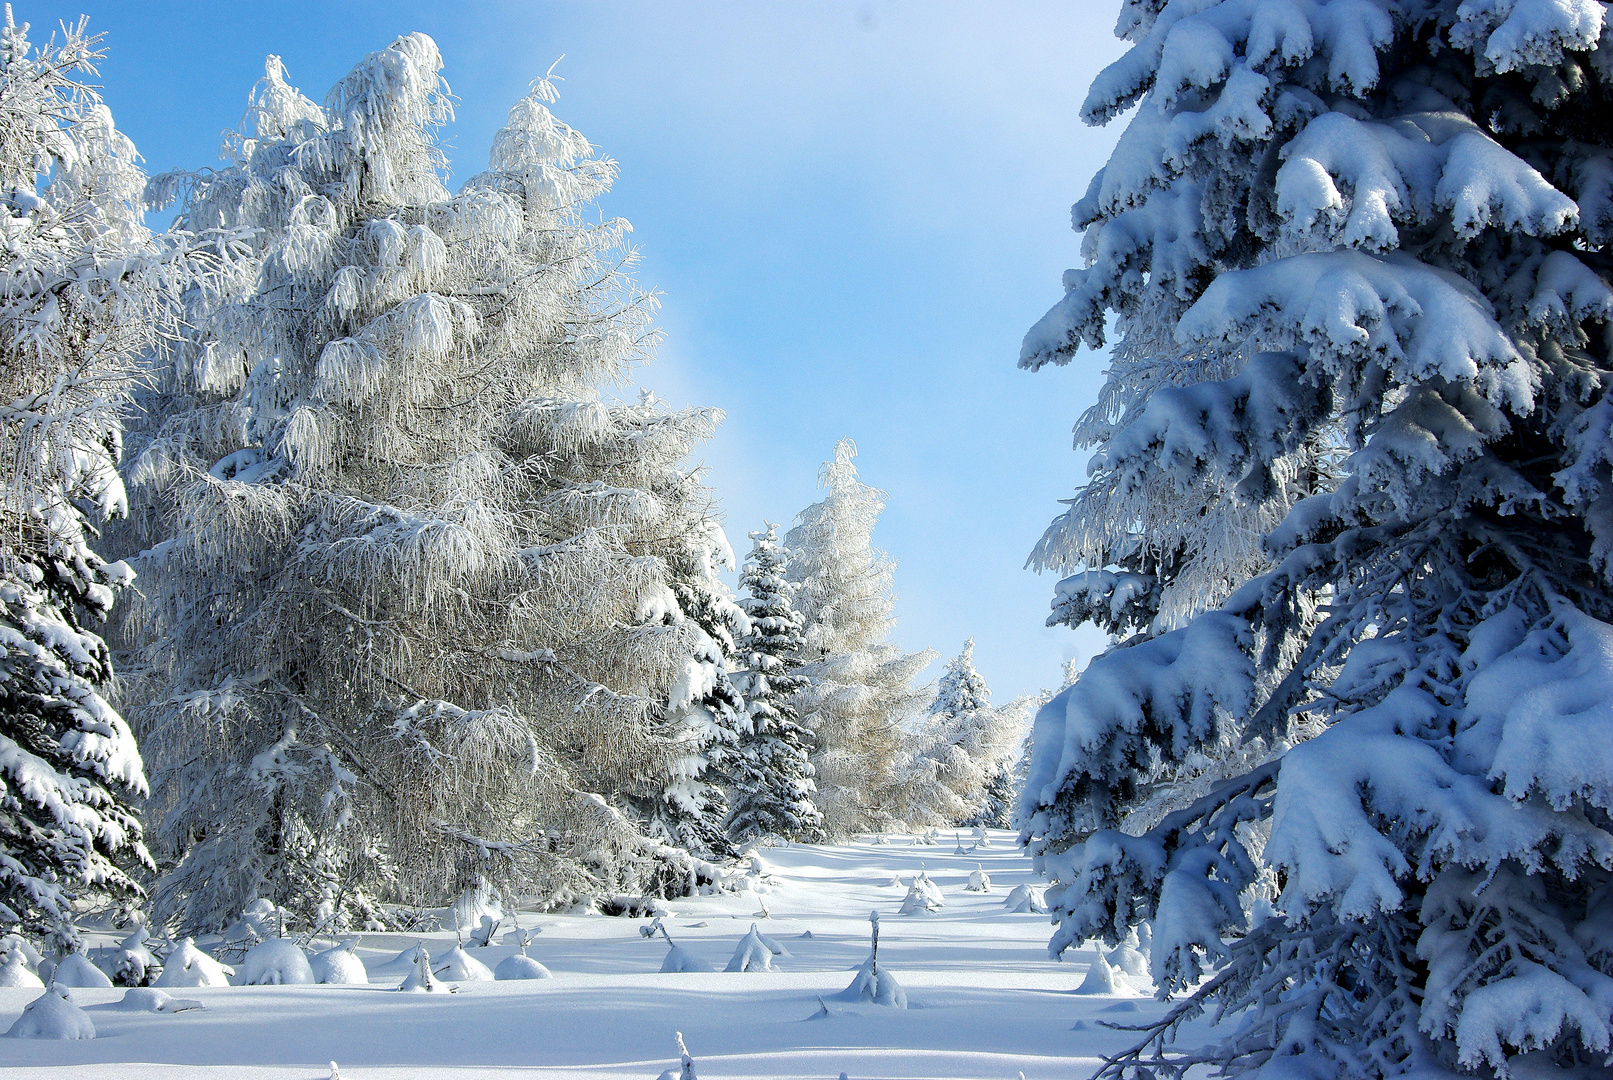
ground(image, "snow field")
xmin=3 ymin=832 xmax=1188 ymax=1079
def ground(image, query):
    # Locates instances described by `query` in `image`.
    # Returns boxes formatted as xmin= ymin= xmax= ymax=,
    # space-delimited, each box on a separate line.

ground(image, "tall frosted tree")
xmin=1018 ymin=1 xmax=1613 ymax=1076
xmin=784 ymin=440 xmax=933 ymax=837
xmin=726 ymin=523 xmax=823 ymax=845
xmin=117 ymin=36 xmax=741 ymax=931
xmin=898 ymin=639 xmax=1020 ymax=828
xmin=0 ymin=10 xmax=208 ymax=946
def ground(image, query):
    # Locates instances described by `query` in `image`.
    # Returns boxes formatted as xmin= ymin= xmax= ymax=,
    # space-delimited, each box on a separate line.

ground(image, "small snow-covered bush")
xmin=310 ymin=941 xmax=368 ymax=985
xmin=51 ymin=953 xmax=112 ymax=988
xmin=965 ymin=866 xmax=991 ymax=892
xmin=153 ymin=939 xmax=232 ymax=987
xmin=1001 ymin=884 xmax=1045 ymax=914
xmin=897 ymin=881 xmax=941 ymax=916
xmin=0 ymin=951 xmax=43 ymax=987
xmin=235 ymin=939 xmax=315 ymax=985
xmin=5 ymin=987 xmax=95 ymax=1039
xmin=112 ymin=927 xmax=156 ymax=985
xmin=725 ymin=925 xmax=773 ymax=972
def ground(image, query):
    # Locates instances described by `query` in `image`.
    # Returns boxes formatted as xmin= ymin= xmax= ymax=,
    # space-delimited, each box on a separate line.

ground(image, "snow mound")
xmin=154 ymin=939 xmax=232 ymax=987
xmin=494 ymin=954 xmax=552 ymax=980
xmin=0 ymin=950 xmax=43 ymax=987
xmin=1002 ymin=884 xmax=1047 ymax=913
xmin=966 ymin=865 xmax=992 ymax=892
xmin=51 ymin=953 xmax=112 ymax=988
xmin=310 ymin=941 xmax=369 ymax=985
xmin=660 ymin=944 xmax=713 ymax=973
xmin=6 ymin=987 xmax=95 ymax=1039
xmin=434 ymin=945 xmax=492 ymax=981
xmin=2 ymin=934 xmax=42 ymax=967
xmin=110 ymin=988 xmax=203 ymax=1013
xmin=725 ymin=925 xmax=773 ymax=972
xmin=372 ymin=943 xmax=428 ymax=975
xmin=1074 ymin=954 xmax=1117 ymax=995
xmin=235 ymin=938 xmax=315 ymax=985
xmin=836 ymin=958 xmax=907 ymax=1008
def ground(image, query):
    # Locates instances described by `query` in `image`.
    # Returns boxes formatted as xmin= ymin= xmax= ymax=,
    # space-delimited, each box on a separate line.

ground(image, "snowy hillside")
xmin=3 ymin=833 xmax=1178 ymax=1080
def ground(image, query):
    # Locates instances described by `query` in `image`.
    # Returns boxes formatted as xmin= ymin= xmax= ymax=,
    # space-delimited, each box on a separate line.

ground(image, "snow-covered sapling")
xmin=725 ymin=924 xmax=774 ymax=972
xmin=469 ymin=915 xmax=499 ymax=948
xmin=965 ymin=865 xmax=992 ymax=893
xmin=1073 ymin=954 xmax=1116 ymax=996
xmin=839 ymin=910 xmax=907 ymax=1008
xmin=397 ymin=945 xmax=447 ymax=992
xmin=657 ymin=925 xmax=713 ymax=974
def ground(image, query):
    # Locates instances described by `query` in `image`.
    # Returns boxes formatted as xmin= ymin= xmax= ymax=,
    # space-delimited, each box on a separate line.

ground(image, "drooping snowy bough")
xmin=1021 ymin=1 xmax=1613 ymax=1076
xmin=114 ymin=35 xmax=743 ymax=932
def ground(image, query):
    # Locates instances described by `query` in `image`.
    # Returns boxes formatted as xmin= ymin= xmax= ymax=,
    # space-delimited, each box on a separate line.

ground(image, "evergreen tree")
xmin=0 ymin=10 xmax=206 ymax=947
xmin=116 ymin=38 xmax=738 ymax=931
xmin=1020 ymin=1 xmax=1613 ymax=1075
xmin=897 ymin=639 xmax=1019 ymax=828
xmin=726 ymin=523 xmax=823 ymax=845
xmin=784 ymin=440 xmax=934 ymax=837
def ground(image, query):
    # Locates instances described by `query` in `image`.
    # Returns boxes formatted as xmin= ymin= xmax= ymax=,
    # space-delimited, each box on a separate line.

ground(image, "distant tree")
xmin=0 ymin=10 xmax=210 ymax=947
xmin=726 ymin=524 xmax=823 ymax=845
xmin=784 ymin=440 xmax=934 ymax=837
xmin=896 ymin=640 xmax=1020 ymax=828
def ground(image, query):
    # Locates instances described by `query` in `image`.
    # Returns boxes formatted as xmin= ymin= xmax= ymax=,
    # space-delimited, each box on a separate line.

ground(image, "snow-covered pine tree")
xmin=1019 ymin=1 xmax=1613 ymax=1075
xmin=638 ymin=531 xmax=750 ymax=861
xmin=784 ymin=440 xmax=934 ymax=838
xmin=0 ymin=9 xmax=209 ymax=946
xmin=116 ymin=37 xmax=740 ymax=931
xmin=726 ymin=523 xmax=824 ymax=845
xmin=897 ymin=639 xmax=1021 ymax=828
xmin=932 ymin=638 xmax=990 ymax=721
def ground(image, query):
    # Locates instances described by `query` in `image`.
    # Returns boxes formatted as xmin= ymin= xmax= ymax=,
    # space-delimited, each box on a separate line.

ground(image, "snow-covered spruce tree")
xmin=0 ymin=9 xmax=207 ymax=947
xmin=1019 ymin=2 xmax=1613 ymax=1076
xmin=115 ymin=38 xmax=740 ymax=932
xmin=726 ymin=523 xmax=824 ymax=845
xmin=784 ymin=440 xmax=934 ymax=837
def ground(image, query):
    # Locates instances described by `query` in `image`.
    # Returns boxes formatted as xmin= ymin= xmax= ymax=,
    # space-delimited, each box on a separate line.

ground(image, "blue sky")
xmin=35 ymin=1 xmax=1126 ymax=701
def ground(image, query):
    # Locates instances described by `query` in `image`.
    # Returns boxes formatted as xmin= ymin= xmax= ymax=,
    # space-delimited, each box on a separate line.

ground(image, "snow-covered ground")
xmin=5 ymin=832 xmax=1184 ymax=1080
